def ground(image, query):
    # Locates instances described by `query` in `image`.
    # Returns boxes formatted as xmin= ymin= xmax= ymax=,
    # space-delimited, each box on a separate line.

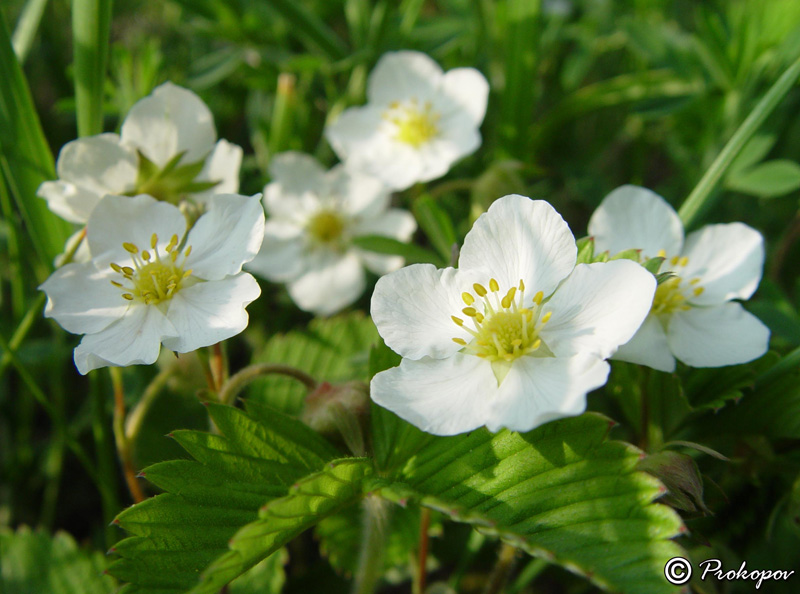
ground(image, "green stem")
xmin=483 ymin=542 xmax=518 ymax=594
xmin=90 ymin=374 xmax=121 ymax=548
xmin=125 ymin=368 xmax=172 ymax=442
xmin=110 ymin=367 xmax=145 ymax=503
xmin=678 ymin=55 xmax=800 ymax=228
xmin=352 ymin=496 xmax=389 ymax=594
xmin=218 ymin=363 xmax=317 ymax=407
xmin=414 ymin=508 xmax=431 ymax=594
xmin=72 ymin=0 xmax=112 ymax=137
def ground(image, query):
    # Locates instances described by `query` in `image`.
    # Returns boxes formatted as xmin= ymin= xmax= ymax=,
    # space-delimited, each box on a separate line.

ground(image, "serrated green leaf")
xmin=413 ymin=195 xmax=458 ymax=262
xmin=390 ymin=414 xmax=685 ymax=594
xmin=727 ymin=159 xmax=800 ymax=198
xmin=192 ymin=458 xmax=373 ymax=594
xmin=249 ymin=312 xmax=379 ymax=414
xmin=351 ymin=234 xmax=443 ymax=266
xmin=108 ymin=404 xmax=341 ymax=593
xmin=0 ymin=526 xmax=115 ymax=594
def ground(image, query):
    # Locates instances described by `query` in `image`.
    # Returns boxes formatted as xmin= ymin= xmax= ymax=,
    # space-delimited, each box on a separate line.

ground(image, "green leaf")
xmin=193 ymin=458 xmax=373 ymax=594
xmin=609 ymin=248 xmax=642 ymax=262
xmin=728 ymin=133 xmax=777 ymax=174
xmin=315 ymin=503 xmax=421 ymax=577
xmin=249 ymin=312 xmax=379 ymax=415
xmin=0 ymin=526 xmax=115 ymax=594
xmin=726 ymin=159 xmax=800 ymax=198
xmin=575 ymin=236 xmax=595 ymax=264
xmin=413 ymin=195 xmax=458 ymax=262
xmin=351 ymin=234 xmax=443 ymax=266
xmin=256 ymin=0 xmax=348 ymax=59
xmin=228 ymin=550 xmax=286 ymax=594
xmin=108 ymin=403 xmax=341 ymax=593
xmin=391 ymin=414 xmax=685 ymax=594
xmin=638 ymin=450 xmax=709 ymax=514
xmin=0 ymin=10 xmax=71 ymax=269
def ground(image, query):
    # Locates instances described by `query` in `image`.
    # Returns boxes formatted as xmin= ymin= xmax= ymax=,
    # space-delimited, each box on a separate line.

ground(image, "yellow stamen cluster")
xmin=451 ymin=277 xmax=551 ymax=364
xmin=110 ymin=233 xmax=193 ymax=305
xmin=386 ymin=98 xmax=441 ymax=148
xmin=308 ymin=210 xmax=346 ymax=245
xmin=651 ymin=251 xmax=705 ymax=315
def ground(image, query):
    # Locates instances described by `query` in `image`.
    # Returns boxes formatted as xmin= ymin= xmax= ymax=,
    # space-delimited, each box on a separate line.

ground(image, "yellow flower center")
xmin=650 ymin=251 xmax=705 ymax=316
xmin=386 ymin=99 xmax=441 ymax=148
xmin=307 ymin=210 xmax=346 ymax=245
xmin=110 ymin=233 xmax=193 ymax=305
xmin=451 ymin=278 xmax=552 ymax=383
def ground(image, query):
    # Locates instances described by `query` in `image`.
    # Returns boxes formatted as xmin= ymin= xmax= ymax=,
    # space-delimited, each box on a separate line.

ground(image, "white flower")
xmin=588 ymin=185 xmax=770 ymax=371
xmin=40 ymin=193 xmax=264 ymax=375
xmin=324 ymin=51 xmax=489 ymax=191
xmin=247 ymin=152 xmax=416 ymax=316
xmin=370 ymin=194 xmax=656 ymax=435
xmin=38 ymin=82 xmax=243 ymax=224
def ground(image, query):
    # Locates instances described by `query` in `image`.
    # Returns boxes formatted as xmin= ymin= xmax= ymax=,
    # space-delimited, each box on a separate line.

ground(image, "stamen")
xmin=462 ymin=307 xmax=478 ymax=317
xmin=489 ymin=278 xmax=499 ymax=292
xmin=679 ymin=256 xmax=689 ymax=267
xmin=150 ymin=233 xmax=158 ymax=249
xmin=540 ymin=311 xmax=552 ymax=324
xmin=473 ymin=283 xmax=487 ymax=297
xmin=462 ymin=292 xmax=474 ymax=305
xmin=123 ymin=242 xmax=139 ymax=254
xmin=656 ymin=249 xmax=667 ymax=258
xmin=451 ymin=316 xmax=464 ymax=326
xmin=453 ymin=337 xmax=467 ymax=346
xmin=533 ymin=291 xmax=543 ymax=305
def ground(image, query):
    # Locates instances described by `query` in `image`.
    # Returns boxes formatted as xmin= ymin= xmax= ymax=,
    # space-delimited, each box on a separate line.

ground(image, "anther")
xmin=185 ymin=246 xmax=192 ymax=257
xmin=110 ymin=263 xmax=123 ymax=273
xmin=540 ymin=311 xmax=552 ymax=324
xmin=452 ymin=338 xmax=467 ymax=346
xmin=462 ymin=307 xmax=478 ymax=317
xmin=150 ymin=233 xmax=158 ymax=249
xmin=519 ymin=279 xmax=525 ymax=291
xmin=451 ymin=316 xmax=464 ymax=326
xmin=533 ymin=291 xmax=543 ymax=305
xmin=121 ymin=266 xmax=134 ymax=276
xmin=462 ymin=292 xmax=474 ymax=305
xmin=693 ymin=287 xmax=704 ymax=296
xmin=679 ymin=256 xmax=689 ymax=267
xmin=489 ymin=278 xmax=499 ymax=292
xmin=670 ymin=256 xmax=680 ymax=266
xmin=122 ymin=293 xmax=134 ymax=300
xmin=142 ymin=251 xmax=151 ymax=261
xmin=657 ymin=249 xmax=667 ymax=258
xmin=532 ymin=338 xmax=542 ymax=350
xmin=110 ymin=281 xmax=123 ymax=288
xmin=473 ymin=283 xmax=487 ymax=297
xmin=123 ymin=242 xmax=139 ymax=254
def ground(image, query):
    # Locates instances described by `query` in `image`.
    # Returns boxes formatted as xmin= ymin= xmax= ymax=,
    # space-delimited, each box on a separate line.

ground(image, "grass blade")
xmin=72 ymin=0 xmax=112 ymax=137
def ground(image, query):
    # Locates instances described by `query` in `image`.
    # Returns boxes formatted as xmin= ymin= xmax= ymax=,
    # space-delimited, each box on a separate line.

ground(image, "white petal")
xmin=371 ymin=263 xmax=480 ymax=360
xmin=193 ymin=139 xmax=243 ymax=201
xmin=367 ymin=51 xmax=442 ymax=105
xmin=352 ymin=208 xmax=417 ymax=242
xmin=74 ymin=304 xmax=176 ymax=375
xmin=439 ymin=67 xmax=489 ymax=125
xmin=246 ymin=221 xmax=307 ymax=282
xmin=185 ymin=194 xmax=266 ymax=280
xmin=328 ymin=165 xmax=391 ymax=218
xmin=87 ymin=195 xmax=187 ymax=268
xmin=370 ymin=353 xmax=497 ymax=436
xmin=121 ymin=82 xmax=216 ymax=167
xmin=162 ymin=274 xmax=261 ymax=353
xmin=458 ymin=195 xmax=577 ymax=297
xmin=324 ymin=105 xmax=386 ymax=163
xmin=487 ymin=354 xmax=609 ymax=433
xmin=612 ymin=314 xmax=676 ymax=372
xmin=267 ymin=151 xmax=327 ymax=198
xmin=364 ymin=144 xmax=427 ymax=191
xmin=39 ymin=134 xmax=138 ymax=223
xmin=667 ymin=303 xmax=770 ymax=368
xmin=680 ymin=223 xmax=764 ymax=305
xmin=588 ymin=185 xmax=684 ymax=258
xmin=40 ymin=263 xmax=128 ymax=334
xmin=357 ymin=252 xmax=405 ymax=276
xmin=352 ymin=208 xmax=418 ymax=275
xmin=287 ymin=251 xmax=365 ymax=316
xmin=37 ymin=181 xmax=102 ymax=225
xmin=541 ymin=260 xmax=656 ymax=358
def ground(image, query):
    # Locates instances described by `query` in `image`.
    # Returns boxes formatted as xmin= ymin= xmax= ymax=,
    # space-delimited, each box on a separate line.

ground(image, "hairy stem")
xmin=110 ymin=368 xmax=145 ymax=503
xmin=218 ymin=363 xmax=318 ymax=407
xmin=352 ymin=496 xmax=390 ymax=594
